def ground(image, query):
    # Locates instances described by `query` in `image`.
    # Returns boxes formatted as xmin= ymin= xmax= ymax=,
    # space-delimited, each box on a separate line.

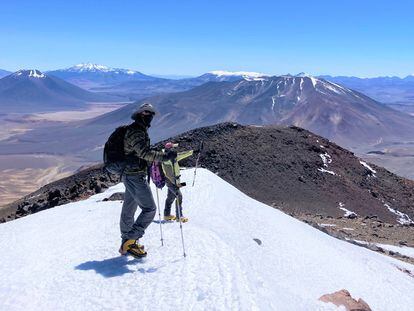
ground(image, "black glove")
xmin=163 ymin=149 xmax=177 ymax=161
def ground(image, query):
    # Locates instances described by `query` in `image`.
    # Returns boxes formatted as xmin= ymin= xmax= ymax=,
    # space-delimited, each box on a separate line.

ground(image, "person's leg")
xmin=120 ymin=175 xmax=138 ymax=242
xmin=174 ymin=188 xmax=183 ymax=217
xmin=126 ymin=174 xmax=157 ymax=240
xmin=164 ymin=183 xmax=176 ymax=216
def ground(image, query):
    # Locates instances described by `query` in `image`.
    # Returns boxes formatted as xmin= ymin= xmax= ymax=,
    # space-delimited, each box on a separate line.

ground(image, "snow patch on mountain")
xmin=209 ymin=70 xmax=268 ymax=79
xmin=63 ymin=63 xmax=139 ymax=75
xmin=295 ymin=72 xmax=313 ymax=77
xmin=384 ymin=203 xmax=414 ymax=225
xmin=339 ymin=202 xmax=358 ymax=218
xmin=13 ymin=69 xmax=46 ymax=79
xmin=72 ymin=63 xmax=112 ymax=72
xmin=360 ymin=161 xmax=377 ymax=177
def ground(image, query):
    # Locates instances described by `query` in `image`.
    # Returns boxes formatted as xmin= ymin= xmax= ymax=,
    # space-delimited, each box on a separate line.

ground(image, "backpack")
xmin=150 ymin=161 xmax=165 ymax=189
xmin=103 ymin=125 xmax=129 ymax=175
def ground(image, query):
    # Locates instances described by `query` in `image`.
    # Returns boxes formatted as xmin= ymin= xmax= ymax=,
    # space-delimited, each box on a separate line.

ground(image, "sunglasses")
xmin=142 ymin=110 xmax=155 ymax=115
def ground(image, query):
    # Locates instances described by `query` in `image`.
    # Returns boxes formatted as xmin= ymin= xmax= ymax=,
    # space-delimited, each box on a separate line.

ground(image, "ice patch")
xmin=309 ymin=76 xmax=318 ymax=88
xmin=322 ymin=81 xmax=346 ymax=94
xmin=360 ymin=161 xmax=377 ymax=177
xmin=319 ymin=153 xmax=332 ymax=167
xmin=339 ymin=203 xmax=357 ymax=218
xmin=318 ymin=153 xmax=337 ymax=175
xmin=384 ymin=203 xmax=413 ymax=225
xmin=318 ymin=168 xmax=336 ymax=175
xmin=271 ymin=96 xmax=277 ymax=110
xmin=29 ymin=70 xmax=45 ymax=78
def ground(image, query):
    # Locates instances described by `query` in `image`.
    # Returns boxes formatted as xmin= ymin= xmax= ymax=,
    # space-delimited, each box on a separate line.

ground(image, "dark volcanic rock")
xmin=1 ymin=123 xmax=414 ymax=224
xmin=0 ymin=165 xmax=116 ymax=222
xmin=103 ymin=192 xmax=125 ymax=202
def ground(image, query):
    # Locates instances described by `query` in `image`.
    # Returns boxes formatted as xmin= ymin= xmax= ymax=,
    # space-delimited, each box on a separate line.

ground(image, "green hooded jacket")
xmin=161 ymin=150 xmax=193 ymax=186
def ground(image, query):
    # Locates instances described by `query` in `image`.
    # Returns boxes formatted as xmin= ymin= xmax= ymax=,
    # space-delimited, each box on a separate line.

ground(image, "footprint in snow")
xmin=253 ymin=238 xmax=262 ymax=246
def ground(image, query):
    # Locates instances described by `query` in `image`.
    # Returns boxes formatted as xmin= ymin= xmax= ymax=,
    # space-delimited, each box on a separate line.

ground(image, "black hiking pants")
xmin=164 ymin=181 xmax=183 ymax=217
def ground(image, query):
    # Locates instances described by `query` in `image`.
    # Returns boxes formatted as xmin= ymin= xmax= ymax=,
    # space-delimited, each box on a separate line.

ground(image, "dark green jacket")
xmin=123 ymin=121 xmax=164 ymax=175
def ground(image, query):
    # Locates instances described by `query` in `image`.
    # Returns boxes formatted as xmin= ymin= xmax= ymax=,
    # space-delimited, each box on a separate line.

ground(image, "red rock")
xmin=319 ymin=289 xmax=372 ymax=311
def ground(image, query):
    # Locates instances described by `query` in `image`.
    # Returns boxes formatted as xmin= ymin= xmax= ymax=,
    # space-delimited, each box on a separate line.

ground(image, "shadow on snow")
xmin=75 ymin=256 xmax=156 ymax=278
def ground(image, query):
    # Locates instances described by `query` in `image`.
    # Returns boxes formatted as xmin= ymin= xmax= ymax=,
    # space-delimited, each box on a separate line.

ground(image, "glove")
xmin=163 ymin=149 xmax=177 ymax=161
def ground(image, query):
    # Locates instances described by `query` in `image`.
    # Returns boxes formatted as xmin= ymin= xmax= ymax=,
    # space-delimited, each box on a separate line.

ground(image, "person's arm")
xmin=161 ymin=161 xmax=175 ymax=183
xmin=177 ymin=150 xmax=193 ymax=162
xmin=127 ymin=129 xmax=165 ymax=162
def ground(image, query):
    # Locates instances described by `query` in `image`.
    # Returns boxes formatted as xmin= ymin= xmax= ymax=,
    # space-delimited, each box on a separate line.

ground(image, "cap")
xmin=131 ymin=103 xmax=157 ymax=120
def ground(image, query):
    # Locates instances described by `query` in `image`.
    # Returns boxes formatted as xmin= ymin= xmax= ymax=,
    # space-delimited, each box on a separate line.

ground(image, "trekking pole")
xmin=171 ymin=158 xmax=187 ymax=258
xmin=155 ymin=188 xmax=164 ymax=246
xmin=192 ymin=141 xmax=204 ymax=187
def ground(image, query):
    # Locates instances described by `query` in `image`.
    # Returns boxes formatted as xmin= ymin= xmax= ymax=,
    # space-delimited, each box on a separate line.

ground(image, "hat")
xmin=131 ymin=103 xmax=156 ymax=120
xmin=165 ymin=142 xmax=179 ymax=149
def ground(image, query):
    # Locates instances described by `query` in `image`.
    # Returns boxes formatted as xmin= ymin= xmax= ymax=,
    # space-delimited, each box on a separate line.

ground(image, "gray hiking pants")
xmin=120 ymin=173 xmax=156 ymax=241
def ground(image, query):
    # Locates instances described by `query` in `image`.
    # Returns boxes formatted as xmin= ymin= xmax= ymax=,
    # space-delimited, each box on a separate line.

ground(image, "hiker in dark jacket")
xmin=119 ymin=103 xmax=176 ymax=258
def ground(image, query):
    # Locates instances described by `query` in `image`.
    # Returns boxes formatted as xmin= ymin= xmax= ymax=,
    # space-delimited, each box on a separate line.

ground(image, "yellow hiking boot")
xmin=164 ymin=215 xmax=176 ymax=221
xmin=119 ymin=239 xmax=147 ymax=258
xmin=177 ymin=216 xmax=188 ymax=223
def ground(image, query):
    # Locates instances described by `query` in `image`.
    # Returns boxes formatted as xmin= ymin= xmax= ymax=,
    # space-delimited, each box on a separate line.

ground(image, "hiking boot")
xmin=177 ymin=216 xmax=188 ymax=223
xmin=164 ymin=215 xmax=176 ymax=221
xmin=119 ymin=239 xmax=147 ymax=258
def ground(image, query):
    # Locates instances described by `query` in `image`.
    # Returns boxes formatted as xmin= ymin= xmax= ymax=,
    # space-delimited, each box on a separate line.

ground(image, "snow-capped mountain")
xmin=0 ymin=168 xmax=412 ymax=310
xmin=194 ymin=70 xmax=269 ymax=82
xmin=98 ymin=74 xmax=414 ymax=147
xmin=85 ymin=70 xmax=270 ymax=100
xmin=48 ymin=63 xmax=160 ymax=89
xmin=0 ymin=69 xmax=117 ymax=113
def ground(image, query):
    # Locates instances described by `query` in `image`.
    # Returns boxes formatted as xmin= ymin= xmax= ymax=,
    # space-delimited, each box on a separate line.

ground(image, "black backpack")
xmin=103 ymin=125 xmax=129 ymax=175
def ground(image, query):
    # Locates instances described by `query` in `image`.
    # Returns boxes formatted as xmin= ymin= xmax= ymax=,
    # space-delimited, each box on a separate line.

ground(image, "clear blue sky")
xmin=1 ymin=0 xmax=413 ymax=77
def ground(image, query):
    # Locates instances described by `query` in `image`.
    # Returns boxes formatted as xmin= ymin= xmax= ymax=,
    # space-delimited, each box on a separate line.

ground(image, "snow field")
xmin=0 ymin=169 xmax=413 ymax=310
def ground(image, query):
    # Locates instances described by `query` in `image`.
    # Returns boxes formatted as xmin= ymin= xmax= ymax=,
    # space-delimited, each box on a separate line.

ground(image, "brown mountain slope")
xmin=1 ymin=123 xmax=413 ymax=225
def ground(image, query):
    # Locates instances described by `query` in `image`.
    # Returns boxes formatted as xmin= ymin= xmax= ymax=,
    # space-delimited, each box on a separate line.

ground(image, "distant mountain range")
xmin=87 ymin=67 xmax=269 ymax=100
xmin=0 ymin=69 xmax=119 ymax=113
xmin=5 ymin=62 xmax=413 ymax=110
xmin=46 ymin=64 xmax=414 ymax=110
xmin=46 ymin=63 xmax=160 ymax=89
xmin=0 ymin=69 xmax=11 ymax=79
xmin=2 ymin=74 xmax=414 ymax=160
xmin=320 ymin=75 xmax=414 ymax=112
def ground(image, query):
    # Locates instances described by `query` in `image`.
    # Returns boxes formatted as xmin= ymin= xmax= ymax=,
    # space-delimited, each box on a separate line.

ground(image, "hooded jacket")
xmin=123 ymin=120 xmax=164 ymax=175
xmin=161 ymin=150 xmax=193 ymax=186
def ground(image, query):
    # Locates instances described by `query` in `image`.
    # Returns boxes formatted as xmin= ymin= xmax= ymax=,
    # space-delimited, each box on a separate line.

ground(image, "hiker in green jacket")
xmin=162 ymin=142 xmax=193 ymax=222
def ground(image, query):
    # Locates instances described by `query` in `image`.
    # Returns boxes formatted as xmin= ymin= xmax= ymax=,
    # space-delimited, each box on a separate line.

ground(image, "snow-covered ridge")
xmin=1 ymin=168 xmax=412 ymax=310
xmin=72 ymin=63 xmax=112 ymax=72
xmin=295 ymin=72 xmax=313 ymax=77
xmin=63 ymin=63 xmax=138 ymax=75
xmin=209 ymin=70 xmax=269 ymax=78
xmin=13 ymin=69 xmax=46 ymax=79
